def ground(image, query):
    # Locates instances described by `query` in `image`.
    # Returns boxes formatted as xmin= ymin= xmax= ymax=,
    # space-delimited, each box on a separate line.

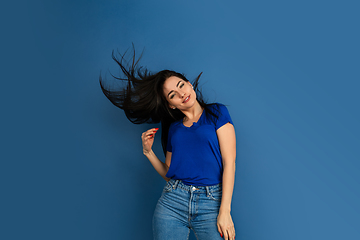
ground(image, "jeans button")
xmin=192 ymin=186 xmax=196 ymax=191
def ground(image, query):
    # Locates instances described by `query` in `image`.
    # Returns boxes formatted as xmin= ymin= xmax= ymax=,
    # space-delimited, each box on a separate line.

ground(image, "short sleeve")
xmin=215 ymin=104 xmax=234 ymax=130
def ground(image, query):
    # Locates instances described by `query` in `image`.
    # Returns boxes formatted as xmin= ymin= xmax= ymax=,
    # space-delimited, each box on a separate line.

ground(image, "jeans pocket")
xmin=208 ymin=190 xmax=222 ymax=201
xmin=163 ymin=181 xmax=173 ymax=192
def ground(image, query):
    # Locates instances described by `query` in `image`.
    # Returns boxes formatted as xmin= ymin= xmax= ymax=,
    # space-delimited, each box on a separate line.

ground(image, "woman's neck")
xmin=182 ymin=101 xmax=203 ymax=122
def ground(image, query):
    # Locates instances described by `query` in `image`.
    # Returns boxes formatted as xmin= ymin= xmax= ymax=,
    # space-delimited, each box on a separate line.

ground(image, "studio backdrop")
xmin=1 ymin=0 xmax=359 ymax=240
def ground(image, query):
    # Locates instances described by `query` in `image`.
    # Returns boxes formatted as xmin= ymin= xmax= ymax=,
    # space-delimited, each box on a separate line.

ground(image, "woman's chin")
xmin=184 ymin=98 xmax=198 ymax=109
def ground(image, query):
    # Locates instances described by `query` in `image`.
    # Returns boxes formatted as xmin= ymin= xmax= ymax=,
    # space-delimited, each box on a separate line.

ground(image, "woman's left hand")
xmin=217 ymin=210 xmax=235 ymax=239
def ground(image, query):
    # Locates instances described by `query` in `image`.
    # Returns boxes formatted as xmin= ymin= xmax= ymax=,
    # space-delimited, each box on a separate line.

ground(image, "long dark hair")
xmin=99 ymin=46 xmax=219 ymax=155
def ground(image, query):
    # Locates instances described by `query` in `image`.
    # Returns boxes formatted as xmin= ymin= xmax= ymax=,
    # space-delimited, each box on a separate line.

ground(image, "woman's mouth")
xmin=183 ymin=95 xmax=190 ymax=103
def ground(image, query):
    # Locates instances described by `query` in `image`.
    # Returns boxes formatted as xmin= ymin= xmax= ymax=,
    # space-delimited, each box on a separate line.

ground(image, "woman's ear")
xmin=169 ymin=104 xmax=176 ymax=110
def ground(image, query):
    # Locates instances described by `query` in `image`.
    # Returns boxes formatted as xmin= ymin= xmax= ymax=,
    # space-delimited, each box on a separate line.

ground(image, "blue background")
xmin=1 ymin=0 xmax=359 ymax=239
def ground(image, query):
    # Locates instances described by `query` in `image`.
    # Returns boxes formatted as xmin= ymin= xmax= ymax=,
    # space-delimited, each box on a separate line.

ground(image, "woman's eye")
xmin=180 ymin=83 xmax=184 ymax=88
xmin=170 ymin=94 xmax=175 ymax=99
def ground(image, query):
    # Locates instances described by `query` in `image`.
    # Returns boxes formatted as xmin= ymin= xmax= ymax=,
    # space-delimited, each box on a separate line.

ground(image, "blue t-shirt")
xmin=165 ymin=103 xmax=234 ymax=186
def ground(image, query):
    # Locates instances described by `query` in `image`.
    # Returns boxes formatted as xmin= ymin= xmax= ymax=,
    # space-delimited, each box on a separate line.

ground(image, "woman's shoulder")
xmin=206 ymin=102 xmax=228 ymax=112
xmin=205 ymin=102 xmax=232 ymax=121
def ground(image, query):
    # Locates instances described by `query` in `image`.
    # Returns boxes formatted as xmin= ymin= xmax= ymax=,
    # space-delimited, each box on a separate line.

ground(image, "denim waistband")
xmin=167 ymin=179 xmax=222 ymax=193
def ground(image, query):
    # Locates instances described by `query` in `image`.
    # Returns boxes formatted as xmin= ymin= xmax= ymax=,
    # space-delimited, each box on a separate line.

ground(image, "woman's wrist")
xmin=219 ymin=204 xmax=231 ymax=213
xmin=143 ymin=148 xmax=154 ymax=156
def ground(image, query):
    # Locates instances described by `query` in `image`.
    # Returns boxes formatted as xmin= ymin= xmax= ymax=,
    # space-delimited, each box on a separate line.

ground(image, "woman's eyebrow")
xmin=167 ymin=81 xmax=182 ymax=97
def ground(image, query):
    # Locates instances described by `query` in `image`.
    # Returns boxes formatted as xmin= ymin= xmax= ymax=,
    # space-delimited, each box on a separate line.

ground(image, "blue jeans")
xmin=153 ymin=179 xmax=224 ymax=240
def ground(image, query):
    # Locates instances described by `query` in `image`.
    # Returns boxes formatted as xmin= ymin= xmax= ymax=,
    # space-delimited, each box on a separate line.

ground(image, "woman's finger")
xmin=145 ymin=135 xmax=154 ymax=141
xmin=219 ymin=232 xmax=223 ymax=239
xmin=143 ymin=132 xmax=158 ymax=143
xmin=217 ymin=224 xmax=222 ymax=238
xmin=220 ymin=227 xmax=235 ymax=240
xmin=142 ymin=128 xmax=158 ymax=139
xmin=227 ymin=228 xmax=235 ymax=240
xmin=147 ymin=127 xmax=159 ymax=133
xmin=223 ymin=230 xmax=229 ymax=240
xmin=145 ymin=132 xmax=156 ymax=139
xmin=144 ymin=128 xmax=159 ymax=137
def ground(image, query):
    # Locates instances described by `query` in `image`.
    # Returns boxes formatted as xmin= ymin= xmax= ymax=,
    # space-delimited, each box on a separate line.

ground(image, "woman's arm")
xmin=142 ymin=128 xmax=171 ymax=181
xmin=216 ymin=123 xmax=236 ymax=239
xmin=144 ymin=150 xmax=171 ymax=181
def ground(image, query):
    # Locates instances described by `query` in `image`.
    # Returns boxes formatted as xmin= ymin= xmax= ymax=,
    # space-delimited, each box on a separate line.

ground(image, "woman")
xmin=100 ymin=48 xmax=236 ymax=240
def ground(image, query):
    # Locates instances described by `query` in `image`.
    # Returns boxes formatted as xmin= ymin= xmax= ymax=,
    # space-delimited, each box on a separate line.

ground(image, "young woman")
xmin=100 ymin=48 xmax=236 ymax=240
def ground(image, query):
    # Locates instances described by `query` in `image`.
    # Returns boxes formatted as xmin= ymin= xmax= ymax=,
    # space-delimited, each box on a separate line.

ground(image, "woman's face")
xmin=163 ymin=76 xmax=197 ymax=110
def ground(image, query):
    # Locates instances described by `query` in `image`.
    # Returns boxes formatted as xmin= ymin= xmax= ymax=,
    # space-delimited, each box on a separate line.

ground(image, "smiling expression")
xmin=163 ymin=76 xmax=196 ymax=110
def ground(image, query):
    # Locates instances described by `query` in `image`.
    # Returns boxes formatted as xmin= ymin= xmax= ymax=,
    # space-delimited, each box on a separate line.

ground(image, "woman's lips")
xmin=183 ymin=95 xmax=190 ymax=103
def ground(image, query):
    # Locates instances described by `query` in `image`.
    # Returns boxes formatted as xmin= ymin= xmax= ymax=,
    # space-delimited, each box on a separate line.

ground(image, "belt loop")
xmin=205 ymin=186 xmax=210 ymax=197
xmin=173 ymin=180 xmax=179 ymax=189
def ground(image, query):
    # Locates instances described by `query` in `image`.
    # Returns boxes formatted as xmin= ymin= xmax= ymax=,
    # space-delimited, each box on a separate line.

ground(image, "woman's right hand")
xmin=141 ymin=128 xmax=159 ymax=155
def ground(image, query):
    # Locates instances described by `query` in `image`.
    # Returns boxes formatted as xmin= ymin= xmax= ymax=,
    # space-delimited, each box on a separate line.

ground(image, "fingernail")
xmin=155 ymin=128 xmax=159 ymax=130
xmin=220 ymin=233 xmax=223 ymax=238
xmin=150 ymin=134 xmax=153 ymax=137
